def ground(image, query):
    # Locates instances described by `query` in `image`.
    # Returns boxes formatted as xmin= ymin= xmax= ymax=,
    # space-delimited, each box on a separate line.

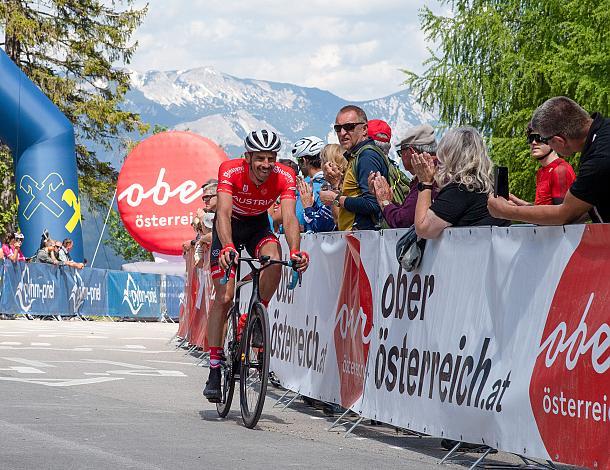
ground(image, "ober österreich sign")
xmin=117 ymin=131 xmax=227 ymax=255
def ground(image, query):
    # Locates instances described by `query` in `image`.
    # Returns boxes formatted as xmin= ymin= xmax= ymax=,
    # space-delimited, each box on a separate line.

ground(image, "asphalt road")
xmin=0 ymin=319 xmax=579 ymax=470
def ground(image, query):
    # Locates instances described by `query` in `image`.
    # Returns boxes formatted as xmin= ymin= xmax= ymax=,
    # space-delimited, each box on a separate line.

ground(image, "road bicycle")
xmin=215 ymin=250 xmax=300 ymax=428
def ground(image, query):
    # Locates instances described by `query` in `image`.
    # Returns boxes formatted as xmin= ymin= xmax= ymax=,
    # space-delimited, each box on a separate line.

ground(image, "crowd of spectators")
xmin=284 ymin=97 xmax=599 ymax=239
xmin=1 ymin=231 xmax=84 ymax=269
xmin=184 ymin=95 xmax=605 ymax=257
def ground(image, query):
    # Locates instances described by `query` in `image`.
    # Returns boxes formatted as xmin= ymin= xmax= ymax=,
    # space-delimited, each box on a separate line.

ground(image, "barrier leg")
xmin=468 ymin=447 xmax=492 ymax=470
xmin=438 ymin=441 xmax=462 ymax=465
xmin=272 ymin=389 xmax=293 ymax=409
xmin=196 ymin=352 xmax=209 ymax=366
xmin=327 ymin=408 xmax=353 ymax=432
xmin=343 ymin=416 xmax=364 ymax=438
xmin=281 ymin=392 xmax=301 ymax=411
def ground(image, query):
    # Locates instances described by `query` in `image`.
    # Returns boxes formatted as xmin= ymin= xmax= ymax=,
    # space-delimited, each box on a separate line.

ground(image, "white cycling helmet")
xmin=244 ymin=130 xmax=282 ymax=153
xmin=292 ymin=136 xmax=325 ymax=160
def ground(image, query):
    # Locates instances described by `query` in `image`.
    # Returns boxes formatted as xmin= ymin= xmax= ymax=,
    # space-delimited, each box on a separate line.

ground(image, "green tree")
xmin=102 ymin=125 xmax=168 ymax=263
xmin=104 ymin=209 xmax=153 ymax=262
xmin=0 ymin=0 xmax=149 ymax=236
xmin=405 ymin=0 xmax=610 ymax=201
xmin=0 ymin=145 xmax=18 ymax=236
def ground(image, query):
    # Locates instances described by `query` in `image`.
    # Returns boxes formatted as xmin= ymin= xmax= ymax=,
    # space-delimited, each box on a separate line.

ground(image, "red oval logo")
xmin=117 ymin=131 xmax=228 ymax=255
xmin=530 ymin=225 xmax=610 ymax=469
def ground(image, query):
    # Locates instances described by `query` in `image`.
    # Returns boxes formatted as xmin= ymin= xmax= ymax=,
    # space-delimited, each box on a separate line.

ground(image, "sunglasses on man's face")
xmin=333 ymin=122 xmax=365 ymax=133
xmin=527 ymin=133 xmax=552 ymax=145
xmin=201 ymin=194 xmax=217 ymax=203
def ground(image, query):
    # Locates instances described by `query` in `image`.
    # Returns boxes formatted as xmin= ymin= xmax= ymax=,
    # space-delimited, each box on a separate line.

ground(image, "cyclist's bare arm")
xmin=280 ymin=198 xmax=309 ymax=272
xmin=280 ymin=198 xmax=300 ymax=252
xmin=215 ymin=191 xmax=235 ymax=270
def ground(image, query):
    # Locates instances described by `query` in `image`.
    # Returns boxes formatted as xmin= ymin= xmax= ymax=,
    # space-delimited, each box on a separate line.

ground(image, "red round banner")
xmin=117 ymin=131 xmax=227 ymax=255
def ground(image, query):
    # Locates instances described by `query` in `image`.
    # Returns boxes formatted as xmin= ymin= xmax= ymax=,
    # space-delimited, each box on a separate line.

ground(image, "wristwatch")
xmin=381 ymin=200 xmax=391 ymax=208
xmin=333 ymin=194 xmax=341 ymax=207
xmin=417 ymin=182 xmax=434 ymax=191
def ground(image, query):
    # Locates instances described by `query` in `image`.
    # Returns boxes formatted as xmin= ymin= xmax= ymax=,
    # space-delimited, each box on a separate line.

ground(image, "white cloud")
xmin=127 ymin=1 xmax=442 ymax=100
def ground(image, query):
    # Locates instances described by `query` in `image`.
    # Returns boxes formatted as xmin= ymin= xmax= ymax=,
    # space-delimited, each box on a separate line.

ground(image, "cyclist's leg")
xmin=203 ymin=230 xmax=236 ymax=401
xmin=254 ymin=235 xmax=282 ymax=304
xmin=244 ymin=214 xmax=282 ymax=305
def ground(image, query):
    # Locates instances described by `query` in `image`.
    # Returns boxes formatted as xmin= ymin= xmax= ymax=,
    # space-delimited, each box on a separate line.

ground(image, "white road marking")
xmin=309 ymin=417 xmax=325 ymax=420
xmin=145 ymin=360 xmax=195 ymax=366
xmin=0 ymin=366 xmax=45 ymax=374
xmin=0 ymin=342 xmax=22 ymax=345
xmin=121 ymin=337 xmax=169 ymax=341
xmin=81 ymin=359 xmax=153 ymax=370
xmin=123 ymin=345 xmax=146 ymax=349
xmin=84 ymin=373 xmax=111 ymax=376
xmin=1 ymin=358 xmax=55 ymax=368
xmin=103 ymin=349 xmax=178 ymax=354
xmin=389 ymin=445 xmax=403 ymax=450
xmin=107 ymin=369 xmax=186 ymax=377
xmin=0 ymin=377 xmax=123 ymax=387
xmin=0 ymin=346 xmax=92 ymax=352
xmin=31 ymin=342 xmax=51 ymax=346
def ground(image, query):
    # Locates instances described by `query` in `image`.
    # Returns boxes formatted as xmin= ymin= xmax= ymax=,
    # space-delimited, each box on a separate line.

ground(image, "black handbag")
xmin=395 ymin=226 xmax=427 ymax=272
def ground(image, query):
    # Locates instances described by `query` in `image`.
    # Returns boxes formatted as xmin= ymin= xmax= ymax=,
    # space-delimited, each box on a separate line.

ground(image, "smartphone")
xmin=494 ymin=166 xmax=509 ymax=199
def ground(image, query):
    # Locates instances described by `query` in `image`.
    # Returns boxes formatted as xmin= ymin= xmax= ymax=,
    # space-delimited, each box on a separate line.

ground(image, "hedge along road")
xmin=0 ymin=320 xmax=529 ymax=470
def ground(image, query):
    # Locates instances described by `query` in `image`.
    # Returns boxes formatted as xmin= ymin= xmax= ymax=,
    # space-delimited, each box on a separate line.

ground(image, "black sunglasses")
xmin=333 ymin=122 xmax=365 ymax=133
xmin=201 ymin=194 xmax=217 ymax=202
xmin=527 ymin=133 xmax=555 ymax=145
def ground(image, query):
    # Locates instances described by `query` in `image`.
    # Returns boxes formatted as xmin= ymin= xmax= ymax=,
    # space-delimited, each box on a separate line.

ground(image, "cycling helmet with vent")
xmin=292 ymin=136 xmax=325 ymax=160
xmin=244 ymin=130 xmax=282 ymax=153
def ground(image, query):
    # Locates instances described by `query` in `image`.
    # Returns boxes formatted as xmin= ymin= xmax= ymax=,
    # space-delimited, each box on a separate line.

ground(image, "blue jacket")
xmin=303 ymin=171 xmax=335 ymax=233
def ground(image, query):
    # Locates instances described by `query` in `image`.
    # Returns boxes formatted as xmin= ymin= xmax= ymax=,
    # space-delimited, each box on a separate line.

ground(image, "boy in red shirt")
xmin=510 ymin=124 xmax=576 ymax=206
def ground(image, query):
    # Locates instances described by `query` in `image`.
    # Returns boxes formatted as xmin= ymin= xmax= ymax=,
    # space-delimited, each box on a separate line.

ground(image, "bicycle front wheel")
xmin=216 ymin=308 xmax=238 ymax=418
xmin=239 ymin=302 xmax=270 ymax=429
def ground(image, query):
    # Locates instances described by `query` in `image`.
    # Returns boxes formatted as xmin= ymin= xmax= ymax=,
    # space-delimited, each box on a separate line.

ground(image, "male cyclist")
xmin=203 ymin=130 xmax=310 ymax=402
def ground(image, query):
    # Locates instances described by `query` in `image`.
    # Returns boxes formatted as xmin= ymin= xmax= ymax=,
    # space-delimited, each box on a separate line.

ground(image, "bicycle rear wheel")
xmin=239 ymin=302 xmax=270 ymax=428
xmin=216 ymin=308 xmax=238 ymax=418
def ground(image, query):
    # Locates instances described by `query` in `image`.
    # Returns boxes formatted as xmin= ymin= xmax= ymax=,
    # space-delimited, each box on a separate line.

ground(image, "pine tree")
xmin=405 ymin=0 xmax=610 ymax=201
xmin=0 ymin=0 xmax=148 ymax=235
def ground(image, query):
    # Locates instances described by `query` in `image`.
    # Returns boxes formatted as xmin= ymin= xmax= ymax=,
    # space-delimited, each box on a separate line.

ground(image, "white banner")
xmin=269 ymin=231 xmax=378 ymax=408
xmin=268 ymin=225 xmax=610 ymax=469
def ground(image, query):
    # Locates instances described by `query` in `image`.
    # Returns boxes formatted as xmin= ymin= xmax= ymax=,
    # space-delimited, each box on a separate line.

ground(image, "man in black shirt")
xmin=489 ymin=96 xmax=610 ymax=224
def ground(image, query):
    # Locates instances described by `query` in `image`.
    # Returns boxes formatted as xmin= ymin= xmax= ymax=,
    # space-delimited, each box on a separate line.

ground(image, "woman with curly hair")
xmin=412 ymin=126 xmax=510 ymax=239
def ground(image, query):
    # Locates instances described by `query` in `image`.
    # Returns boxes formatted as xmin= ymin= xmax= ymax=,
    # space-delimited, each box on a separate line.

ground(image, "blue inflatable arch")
xmin=0 ymin=49 xmax=83 ymax=261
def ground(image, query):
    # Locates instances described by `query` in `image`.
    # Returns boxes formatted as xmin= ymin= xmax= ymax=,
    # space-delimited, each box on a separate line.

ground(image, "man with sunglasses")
xmin=201 ymin=180 xmax=218 ymax=213
xmin=319 ymin=105 xmax=389 ymax=230
xmin=509 ymin=124 xmax=576 ymax=207
xmin=489 ymin=96 xmax=610 ymax=224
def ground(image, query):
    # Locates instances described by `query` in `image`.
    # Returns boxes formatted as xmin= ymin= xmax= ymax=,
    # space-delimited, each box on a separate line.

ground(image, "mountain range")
xmin=122 ymin=66 xmax=435 ymax=160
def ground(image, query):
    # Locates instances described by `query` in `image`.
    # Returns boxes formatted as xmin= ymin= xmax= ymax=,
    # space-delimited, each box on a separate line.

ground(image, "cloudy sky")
xmin=128 ymin=1 xmax=445 ymax=101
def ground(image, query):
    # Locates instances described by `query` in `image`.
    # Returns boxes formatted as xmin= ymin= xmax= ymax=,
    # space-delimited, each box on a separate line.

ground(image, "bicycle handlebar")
xmin=219 ymin=251 xmax=236 ymax=286
xmin=220 ymin=252 xmax=302 ymax=289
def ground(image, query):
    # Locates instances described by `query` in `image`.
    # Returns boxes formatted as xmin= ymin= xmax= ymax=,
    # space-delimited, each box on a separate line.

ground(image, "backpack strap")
xmin=351 ymin=143 xmax=390 ymax=177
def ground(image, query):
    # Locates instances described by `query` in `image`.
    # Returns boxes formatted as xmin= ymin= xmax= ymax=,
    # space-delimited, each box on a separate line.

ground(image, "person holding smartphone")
xmin=2 ymin=232 xmax=26 ymax=262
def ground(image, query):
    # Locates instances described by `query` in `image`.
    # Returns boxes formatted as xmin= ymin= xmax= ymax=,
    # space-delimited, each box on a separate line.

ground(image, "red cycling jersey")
xmin=535 ymin=158 xmax=576 ymax=205
xmin=217 ymin=159 xmax=297 ymax=216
